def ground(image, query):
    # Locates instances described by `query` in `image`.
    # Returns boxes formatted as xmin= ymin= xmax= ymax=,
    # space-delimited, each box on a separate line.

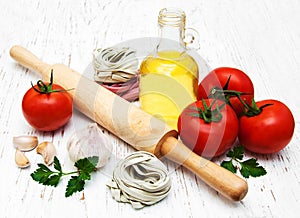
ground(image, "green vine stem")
xmin=207 ymin=75 xmax=272 ymax=117
xmin=210 ymin=88 xmax=272 ymax=117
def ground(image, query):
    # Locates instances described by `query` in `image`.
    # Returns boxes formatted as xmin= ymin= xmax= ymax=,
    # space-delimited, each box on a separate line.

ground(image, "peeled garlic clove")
xmin=36 ymin=142 xmax=57 ymax=166
xmin=13 ymin=136 xmax=38 ymax=152
xmin=15 ymin=148 xmax=30 ymax=168
xmin=67 ymin=123 xmax=112 ymax=168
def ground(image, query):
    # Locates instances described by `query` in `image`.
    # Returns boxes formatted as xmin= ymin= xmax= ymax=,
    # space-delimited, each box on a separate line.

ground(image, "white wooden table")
xmin=1 ymin=0 xmax=300 ymax=217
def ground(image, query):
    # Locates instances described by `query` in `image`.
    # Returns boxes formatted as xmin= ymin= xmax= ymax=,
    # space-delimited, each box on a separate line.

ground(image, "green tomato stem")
xmin=31 ymin=69 xmax=73 ymax=94
xmin=188 ymin=99 xmax=226 ymax=123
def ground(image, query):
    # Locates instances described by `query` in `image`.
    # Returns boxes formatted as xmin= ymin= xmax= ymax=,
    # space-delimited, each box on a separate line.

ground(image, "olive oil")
xmin=139 ymin=50 xmax=198 ymax=129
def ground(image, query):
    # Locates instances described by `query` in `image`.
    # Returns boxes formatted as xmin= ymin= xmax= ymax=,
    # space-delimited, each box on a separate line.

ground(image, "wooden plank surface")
xmin=1 ymin=0 xmax=300 ymax=217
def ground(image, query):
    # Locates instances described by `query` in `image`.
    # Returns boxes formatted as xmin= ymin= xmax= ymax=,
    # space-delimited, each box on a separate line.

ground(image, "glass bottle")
xmin=139 ymin=8 xmax=199 ymax=130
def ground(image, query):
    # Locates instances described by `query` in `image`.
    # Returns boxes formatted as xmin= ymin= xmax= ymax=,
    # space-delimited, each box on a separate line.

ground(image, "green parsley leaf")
xmin=78 ymin=170 xmax=91 ymax=181
xmin=220 ymin=146 xmax=267 ymax=179
xmin=226 ymin=145 xmax=244 ymax=160
xmin=221 ymin=160 xmax=236 ymax=173
xmin=43 ymin=174 xmax=62 ymax=187
xmin=31 ymin=160 xmax=62 ymax=187
xmin=65 ymin=176 xmax=85 ymax=197
xmin=75 ymin=156 xmax=98 ymax=175
xmin=54 ymin=156 xmax=62 ymax=172
xmin=240 ymin=158 xmax=267 ymax=178
xmin=31 ymin=163 xmax=59 ymax=186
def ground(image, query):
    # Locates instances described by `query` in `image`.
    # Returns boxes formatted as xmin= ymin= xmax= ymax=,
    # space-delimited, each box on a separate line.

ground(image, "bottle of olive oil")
xmin=139 ymin=8 xmax=199 ymax=130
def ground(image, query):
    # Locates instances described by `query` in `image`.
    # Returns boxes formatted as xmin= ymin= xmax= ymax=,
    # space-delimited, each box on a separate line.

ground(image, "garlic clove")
xmin=15 ymin=148 xmax=30 ymax=168
xmin=36 ymin=142 xmax=57 ymax=166
xmin=67 ymin=123 xmax=112 ymax=168
xmin=13 ymin=136 xmax=38 ymax=152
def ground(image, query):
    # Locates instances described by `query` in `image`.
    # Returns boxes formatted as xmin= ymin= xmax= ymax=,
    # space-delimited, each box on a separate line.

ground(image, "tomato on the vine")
xmin=238 ymin=99 xmax=295 ymax=154
xmin=22 ymin=72 xmax=73 ymax=131
xmin=178 ymin=99 xmax=239 ymax=158
xmin=198 ymin=67 xmax=254 ymax=117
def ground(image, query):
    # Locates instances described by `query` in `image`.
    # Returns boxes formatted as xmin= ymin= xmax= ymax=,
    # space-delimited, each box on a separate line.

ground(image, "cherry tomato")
xmin=178 ymin=99 xmax=239 ymax=157
xmin=238 ymin=100 xmax=295 ymax=154
xmin=22 ymin=73 xmax=73 ymax=131
xmin=198 ymin=67 xmax=254 ymax=117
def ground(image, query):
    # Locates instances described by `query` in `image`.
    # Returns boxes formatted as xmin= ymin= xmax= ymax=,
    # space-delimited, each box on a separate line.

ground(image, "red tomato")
xmin=238 ymin=100 xmax=295 ymax=154
xmin=198 ymin=67 xmax=254 ymax=117
xmin=22 ymin=79 xmax=73 ymax=131
xmin=178 ymin=99 xmax=239 ymax=157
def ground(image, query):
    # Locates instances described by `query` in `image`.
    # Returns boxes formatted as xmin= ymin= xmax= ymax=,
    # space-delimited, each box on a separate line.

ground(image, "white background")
xmin=0 ymin=0 xmax=299 ymax=217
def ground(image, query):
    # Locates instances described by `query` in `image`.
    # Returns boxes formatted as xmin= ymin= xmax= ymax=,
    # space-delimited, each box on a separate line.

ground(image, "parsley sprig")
xmin=221 ymin=146 xmax=267 ymax=178
xmin=31 ymin=156 xmax=98 ymax=197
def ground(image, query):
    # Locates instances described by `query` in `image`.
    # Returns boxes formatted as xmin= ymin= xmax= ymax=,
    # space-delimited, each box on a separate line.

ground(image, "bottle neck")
xmin=156 ymin=8 xmax=186 ymax=53
xmin=157 ymin=25 xmax=185 ymax=52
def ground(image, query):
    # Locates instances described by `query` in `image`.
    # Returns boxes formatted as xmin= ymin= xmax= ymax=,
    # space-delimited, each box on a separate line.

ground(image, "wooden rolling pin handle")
xmin=10 ymin=45 xmax=50 ymax=74
xmin=161 ymin=137 xmax=248 ymax=201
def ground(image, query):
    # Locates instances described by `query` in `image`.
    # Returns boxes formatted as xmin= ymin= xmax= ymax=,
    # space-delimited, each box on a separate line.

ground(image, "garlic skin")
xmin=13 ymin=136 xmax=38 ymax=152
xmin=67 ymin=123 xmax=112 ymax=168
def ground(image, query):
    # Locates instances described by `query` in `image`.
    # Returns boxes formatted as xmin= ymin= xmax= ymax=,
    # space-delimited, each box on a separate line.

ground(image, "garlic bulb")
xmin=67 ymin=123 xmax=112 ymax=168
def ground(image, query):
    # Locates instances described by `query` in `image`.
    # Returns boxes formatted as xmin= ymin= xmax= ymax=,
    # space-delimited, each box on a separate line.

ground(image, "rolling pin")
xmin=10 ymin=45 xmax=248 ymax=201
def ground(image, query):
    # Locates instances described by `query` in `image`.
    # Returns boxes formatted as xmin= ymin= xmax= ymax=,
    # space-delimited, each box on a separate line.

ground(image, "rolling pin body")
xmin=10 ymin=45 xmax=248 ymax=201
